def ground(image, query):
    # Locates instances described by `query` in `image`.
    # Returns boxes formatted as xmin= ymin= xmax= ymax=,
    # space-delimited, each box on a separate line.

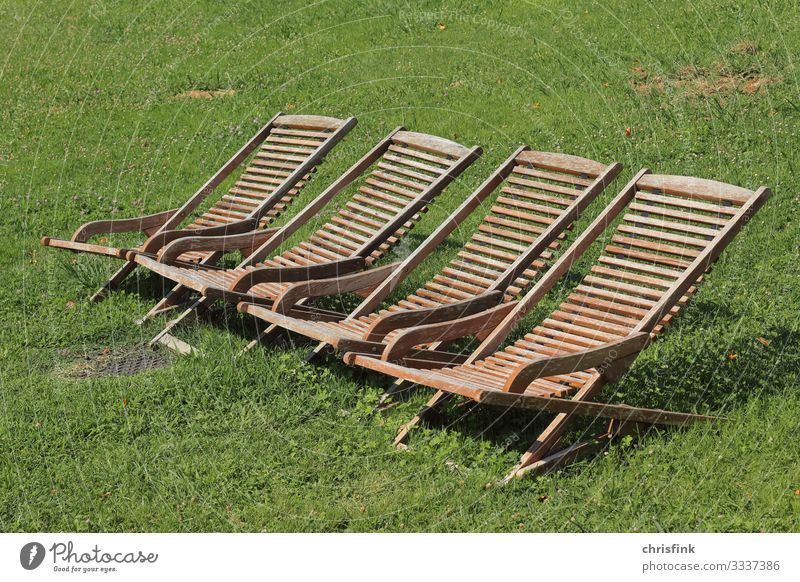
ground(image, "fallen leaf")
xmin=66 ymin=301 xmax=76 ymax=310
xmin=756 ymin=337 xmax=770 ymax=347
xmin=794 ymin=489 xmax=800 ymax=496
xmin=436 ymin=22 xmax=446 ymax=31
xmin=625 ymin=127 xmax=632 ymax=137
xmin=727 ymin=352 xmax=738 ymax=361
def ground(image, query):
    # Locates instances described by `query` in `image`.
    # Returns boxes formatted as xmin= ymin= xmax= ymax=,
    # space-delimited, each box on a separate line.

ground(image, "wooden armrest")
xmin=362 ymin=290 xmax=505 ymax=342
xmin=502 ymin=332 xmax=651 ymax=394
xmin=271 ymin=262 xmax=402 ymax=314
xmin=157 ymin=227 xmax=279 ymax=264
xmin=381 ymin=302 xmax=516 ymax=362
xmin=70 ymin=208 xmax=178 ymax=242
xmin=230 ymin=256 xmax=367 ymax=292
xmin=140 ymin=218 xmax=258 ymax=255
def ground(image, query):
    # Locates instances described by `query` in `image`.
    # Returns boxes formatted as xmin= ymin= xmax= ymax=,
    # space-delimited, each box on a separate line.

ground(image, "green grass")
xmin=2 ymin=0 xmax=799 ymax=532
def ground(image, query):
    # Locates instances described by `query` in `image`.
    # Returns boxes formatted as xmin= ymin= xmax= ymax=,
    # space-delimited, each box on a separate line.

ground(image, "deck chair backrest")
xmin=244 ymin=128 xmax=481 ymax=268
xmin=473 ymin=170 xmax=770 ymax=362
xmin=622 ymin=175 xmax=770 ymax=335
xmin=173 ymin=114 xmax=355 ymax=233
xmin=395 ymin=150 xmax=620 ymax=310
xmin=312 ymin=131 xmax=479 ymax=265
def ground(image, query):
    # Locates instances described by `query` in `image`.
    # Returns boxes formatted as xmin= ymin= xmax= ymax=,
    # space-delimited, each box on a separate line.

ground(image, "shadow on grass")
xmin=345 ymin=325 xmax=799 ymax=463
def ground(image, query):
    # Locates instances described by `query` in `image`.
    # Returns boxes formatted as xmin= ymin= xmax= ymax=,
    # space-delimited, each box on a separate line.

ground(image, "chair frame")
xmin=238 ymin=147 xmax=622 ymax=362
xmin=132 ymin=128 xmax=482 ymax=353
xmin=344 ymin=170 xmax=771 ymax=480
xmin=41 ymin=113 xmax=356 ymax=303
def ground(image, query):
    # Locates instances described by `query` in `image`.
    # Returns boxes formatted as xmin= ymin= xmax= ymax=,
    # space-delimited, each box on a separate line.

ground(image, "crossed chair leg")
xmin=393 ymin=388 xmax=718 ymax=481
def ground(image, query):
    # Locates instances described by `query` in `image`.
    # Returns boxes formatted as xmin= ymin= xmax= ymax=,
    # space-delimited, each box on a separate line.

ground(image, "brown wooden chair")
xmin=41 ymin=113 xmax=356 ymax=302
xmin=238 ymin=148 xmax=621 ymax=362
xmin=343 ymin=170 xmax=771 ymax=479
xmin=133 ymin=129 xmax=482 ymax=353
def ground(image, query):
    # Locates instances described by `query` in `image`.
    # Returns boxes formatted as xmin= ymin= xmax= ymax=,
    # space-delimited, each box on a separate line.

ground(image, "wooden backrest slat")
xmin=637 ymin=174 xmax=753 ymax=205
xmin=358 ymin=186 xmax=413 ymax=207
xmin=368 ymin=171 xmax=427 ymax=193
xmin=616 ymin=225 xmax=711 ymax=248
xmin=622 ymin=213 xmax=720 ymax=238
xmin=483 ymin=214 xmax=546 ymax=236
xmin=505 ymin=175 xmax=583 ymax=198
xmin=376 ymin=162 xmax=437 ymax=184
xmin=500 ymin=185 xmax=574 ymax=207
xmin=495 ymin=196 xmax=567 ymax=217
xmin=511 ymin=166 xmax=592 ymax=187
xmin=391 ymin=130 xmax=472 ymax=159
xmin=364 ymin=177 xmax=422 ymax=199
xmin=634 ymin=191 xmax=739 ymax=216
xmin=515 ymin=150 xmax=608 ymax=178
xmin=387 ymin=144 xmax=455 ymax=167
xmin=382 ymin=153 xmax=449 ymax=177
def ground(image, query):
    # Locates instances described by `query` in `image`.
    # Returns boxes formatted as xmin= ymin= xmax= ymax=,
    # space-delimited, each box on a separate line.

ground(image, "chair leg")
xmin=378 ymin=379 xmax=416 ymax=406
xmin=508 ymin=418 xmax=649 ymax=481
xmin=509 ymin=377 xmax=608 ymax=475
xmin=238 ymin=323 xmax=283 ymax=356
xmin=90 ymin=262 xmax=137 ymax=302
xmin=149 ymin=297 xmax=211 ymax=350
xmin=394 ymin=390 xmax=451 ymax=447
xmin=508 ymin=435 xmax=611 ymax=481
xmin=136 ymin=284 xmax=190 ymax=325
xmin=306 ymin=341 xmax=332 ymax=363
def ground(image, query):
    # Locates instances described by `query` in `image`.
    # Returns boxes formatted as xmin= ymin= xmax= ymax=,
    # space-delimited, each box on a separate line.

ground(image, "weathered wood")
xmin=381 ymin=303 xmax=516 ymax=362
xmin=502 ymin=332 xmax=650 ymax=393
xmin=42 ymin=112 xmax=355 ymax=304
xmin=270 ymin=262 xmax=401 ymax=315
xmin=364 ymin=291 xmax=505 ymax=341
xmin=146 ymin=129 xmax=481 ymax=350
xmin=516 ymin=150 xmax=608 ymax=177
xmin=350 ymin=171 xmax=769 ymax=477
xmin=637 ymin=174 xmax=753 ymax=205
xmin=392 ymin=130 xmax=471 ymax=158
xmin=231 ymin=257 xmax=367 ymax=291
xmin=157 ymin=228 xmax=279 ymax=264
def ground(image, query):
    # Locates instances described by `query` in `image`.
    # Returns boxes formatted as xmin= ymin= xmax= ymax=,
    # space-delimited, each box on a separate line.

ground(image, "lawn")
xmin=1 ymin=0 xmax=799 ymax=532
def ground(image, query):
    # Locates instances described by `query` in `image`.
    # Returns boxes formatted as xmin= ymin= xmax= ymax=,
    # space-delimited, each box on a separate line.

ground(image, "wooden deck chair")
xmin=344 ymin=170 xmax=771 ymax=479
xmin=237 ymin=148 xmax=621 ymax=362
xmin=41 ymin=113 xmax=356 ymax=302
xmin=133 ymin=128 xmax=482 ymax=353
